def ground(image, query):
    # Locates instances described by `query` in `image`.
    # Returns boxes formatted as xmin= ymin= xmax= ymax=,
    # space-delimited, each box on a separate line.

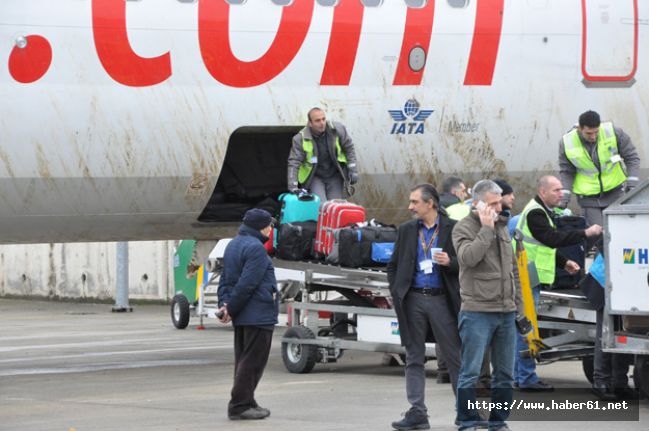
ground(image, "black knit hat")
xmin=243 ymin=208 xmax=275 ymax=230
xmin=493 ymin=179 xmax=514 ymax=196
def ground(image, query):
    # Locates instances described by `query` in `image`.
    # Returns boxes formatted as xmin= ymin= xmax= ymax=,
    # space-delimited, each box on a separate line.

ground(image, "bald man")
xmin=513 ymin=175 xmax=602 ymax=392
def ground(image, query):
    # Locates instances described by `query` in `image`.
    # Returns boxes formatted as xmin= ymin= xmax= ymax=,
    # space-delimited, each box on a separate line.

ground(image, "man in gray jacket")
xmin=287 ymin=107 xmax=358 ymax=201
xmin=559 ymin=110 xmax=640 ymax=227
xmin=452 ymin=180 xmax=524 ymax=431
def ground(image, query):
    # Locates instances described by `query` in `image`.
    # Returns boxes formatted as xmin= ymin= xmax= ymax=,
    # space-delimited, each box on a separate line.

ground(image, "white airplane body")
xmin=1 ymin=0 xmax=647 ymax=243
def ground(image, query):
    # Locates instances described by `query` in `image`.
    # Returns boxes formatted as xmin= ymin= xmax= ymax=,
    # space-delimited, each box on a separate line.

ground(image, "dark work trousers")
xmin=228 ymin=326 xmax=274 ymax=416
xmin=594 ymin=309 xmax=632 ymax=387
xmin=404 ymin=291 xmax=461 ymax=415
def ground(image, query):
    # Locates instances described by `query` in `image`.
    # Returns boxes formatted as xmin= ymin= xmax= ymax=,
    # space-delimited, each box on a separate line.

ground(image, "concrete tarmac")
xmin=1 ymin=298 xmax=647 ymax=431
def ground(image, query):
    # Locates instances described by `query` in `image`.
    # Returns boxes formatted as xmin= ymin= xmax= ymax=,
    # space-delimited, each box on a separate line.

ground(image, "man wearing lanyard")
xmin=388 ymin=183 xmax=463 ymax=430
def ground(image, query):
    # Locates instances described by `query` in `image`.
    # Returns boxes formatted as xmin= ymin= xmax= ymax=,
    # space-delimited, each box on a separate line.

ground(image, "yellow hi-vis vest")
xmin=514 ymin=199 xmax=556 ymax=285
xmin=446 ymin=202 xmax=470 ymax=221
xmin=297 ymin=126 xmax=347 ymax=184
xmin=562 ymin=122 xmax=627 ymax=196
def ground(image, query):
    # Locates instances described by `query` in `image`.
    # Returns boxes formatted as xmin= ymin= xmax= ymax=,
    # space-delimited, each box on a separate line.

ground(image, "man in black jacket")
xmin=388 ymin=183 xmax=462 ymax=430
xmin=513 ymin=175 xmax=603 ymax=394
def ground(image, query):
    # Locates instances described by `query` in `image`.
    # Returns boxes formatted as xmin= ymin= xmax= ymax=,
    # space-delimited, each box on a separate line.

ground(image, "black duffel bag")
xmin=276 ymin=221 xmax=317 ymax=261
xmin=331 ymin=224 xmax=397 ymax=267
xmin=553 ymin=215 xmax=587 ymax=289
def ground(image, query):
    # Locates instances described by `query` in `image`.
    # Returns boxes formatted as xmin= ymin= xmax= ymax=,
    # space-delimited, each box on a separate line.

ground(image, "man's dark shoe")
xmin=614 ymin=386 xmax=639 ymax=400
xmin=591 ymin=383 xmax=617 ymax=401
xmin=254 ymin=406 xmax=271 ymax=417
xmin=391 ymin=409 xmax=430 ymax=430
xmin=228 ymin=406 xmax=270 ymax=420
xmin=436 ymin=371 xmax=451 ymax=384
xmin=519 ymin=381 xmax=554 ymax=392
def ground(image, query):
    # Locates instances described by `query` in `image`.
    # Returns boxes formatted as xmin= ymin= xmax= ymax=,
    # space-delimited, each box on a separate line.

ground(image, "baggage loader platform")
xmin=171 ymin=240 xmax=597 ymax=380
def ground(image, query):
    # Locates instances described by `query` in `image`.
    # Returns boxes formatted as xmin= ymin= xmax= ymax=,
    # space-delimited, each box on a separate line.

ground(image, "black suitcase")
xmin=276 ymin=221 xmax=317 ymax=261
xmin=552 ymin=215 xmax=586 ymax=289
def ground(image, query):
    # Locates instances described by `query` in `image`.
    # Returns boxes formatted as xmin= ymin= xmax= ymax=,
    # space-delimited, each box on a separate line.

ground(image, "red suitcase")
xmin=314 ymin=200 xmax=366 ymax=258
xmin=263 ymin=227 xmax=274 ymax=255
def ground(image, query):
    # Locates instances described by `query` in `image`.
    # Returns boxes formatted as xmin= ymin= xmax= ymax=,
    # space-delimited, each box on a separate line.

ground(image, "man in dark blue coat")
xmin=217 ymin=208 xmax=279 ymax=421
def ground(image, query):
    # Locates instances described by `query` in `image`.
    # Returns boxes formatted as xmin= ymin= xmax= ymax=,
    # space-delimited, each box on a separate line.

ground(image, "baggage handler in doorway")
xmin=287 ymin=107 xmax=359 ymax=201
xmin=388 ymin=183 xmax=463 ymax=430
xmin=512 ymin=175 xmax=602 ymax=392
xmin=217 ymin=208 xmax=279 ymax=421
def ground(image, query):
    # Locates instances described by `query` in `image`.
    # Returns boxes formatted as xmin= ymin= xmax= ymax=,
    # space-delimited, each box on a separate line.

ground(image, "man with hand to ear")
xmin=453 ymin=180 xmax=525 ymax=431
xmin=217 ymin=208 xmax=279 ymax=421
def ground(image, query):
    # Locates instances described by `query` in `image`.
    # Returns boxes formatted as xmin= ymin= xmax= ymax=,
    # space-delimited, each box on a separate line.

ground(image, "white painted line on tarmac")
xmin=0 ymin=344 xmax=233 ymax=364
xmin=0 ymin=337 xmax=217 ymax=353
xmin=0 ymin=329 xmax=163 ymax=342
xmin=0 ymin=359 xmax=219 ymax=377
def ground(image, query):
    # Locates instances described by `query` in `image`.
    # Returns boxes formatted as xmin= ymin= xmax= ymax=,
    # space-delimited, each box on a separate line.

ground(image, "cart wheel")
xmin=633 ymin=355 xmax=649 ymax=399
xmin=582 ymin=356 xmax=594 ymax=384
xmin=171 ymin=294 xmax=190 ymax=329
xmin=282 ymin=325 xmax=318 ymax=374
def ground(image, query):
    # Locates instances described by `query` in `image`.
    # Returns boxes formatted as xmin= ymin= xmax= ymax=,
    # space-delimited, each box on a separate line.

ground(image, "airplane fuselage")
xmin=2 ymin=0 xmax=647 ymax=242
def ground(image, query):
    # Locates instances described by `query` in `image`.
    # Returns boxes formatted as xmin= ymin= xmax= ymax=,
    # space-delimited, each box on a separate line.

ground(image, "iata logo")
xmin=623 ymin=248 xmax=649 ymax=264
xmin=388 ymin=99 xmax=434 ymax=135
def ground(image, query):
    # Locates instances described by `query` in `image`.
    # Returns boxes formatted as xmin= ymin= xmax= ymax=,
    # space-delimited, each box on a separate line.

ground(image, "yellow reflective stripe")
xmin=298 ymin=130 xmax=346 ymax=184
xmin=515 ymin=200 xmax=556 ymax=284
xmin=298 ymin=132 xmax=314 ymax=184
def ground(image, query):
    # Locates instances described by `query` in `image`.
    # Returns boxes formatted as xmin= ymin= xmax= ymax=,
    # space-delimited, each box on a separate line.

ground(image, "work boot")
xmin=391 ymin=408 xmax=430 ymax=430
xmin=228 ymin=406 xmax=270 ymax=420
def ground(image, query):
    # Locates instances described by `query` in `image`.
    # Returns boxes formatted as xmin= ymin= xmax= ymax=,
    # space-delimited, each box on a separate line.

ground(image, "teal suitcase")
xmin=278 ymin=192 xmax=321 ymax=224
xmin=274 ymin=192 xmax=320 ymax=249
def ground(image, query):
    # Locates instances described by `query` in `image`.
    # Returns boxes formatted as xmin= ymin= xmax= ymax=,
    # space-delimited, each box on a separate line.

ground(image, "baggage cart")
xmin=170 ymin=241 xmax=599 ymax=382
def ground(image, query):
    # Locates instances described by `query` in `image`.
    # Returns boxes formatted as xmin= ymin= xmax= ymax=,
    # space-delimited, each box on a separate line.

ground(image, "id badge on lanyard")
xmin=419 ymin=226 xmax=439 ymax=274
xmin=419 ymin=259 xmax=434 ymax=274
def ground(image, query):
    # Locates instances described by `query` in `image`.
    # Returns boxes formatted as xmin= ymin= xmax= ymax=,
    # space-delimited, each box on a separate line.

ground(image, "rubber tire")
xmin=633 ymin=355 xmax=649 ymax=399
xmin=582 ymin=356 xmax=594 ymax=384
xmin=282 ymin=325 xmax=318 ymax=374
xmin=171 ymin=294 xmax=190 ymax=329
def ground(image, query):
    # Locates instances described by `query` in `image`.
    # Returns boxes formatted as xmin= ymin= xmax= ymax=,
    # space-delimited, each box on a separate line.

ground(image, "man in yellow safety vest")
xmin=513 ymin=175 xmax=602 ymax=393
xmin=287 ymin=107 xmax=358 ymax=202
xmin=559 ymin=110 xmax=640 ymax=228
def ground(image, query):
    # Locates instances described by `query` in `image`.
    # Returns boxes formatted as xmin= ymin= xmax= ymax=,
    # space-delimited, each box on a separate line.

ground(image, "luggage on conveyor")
xmin=314 ymin=200 xmax=366 ymax=258
xmin=328 ymin=224 xmax=397 ymax=266
xmin=276 ymin=221 xmax=317 ymax=261
xmin=278 ymin=192 xmax=320 ymax=224
xmin=275 ymin=191 xmax=320 ymax=249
